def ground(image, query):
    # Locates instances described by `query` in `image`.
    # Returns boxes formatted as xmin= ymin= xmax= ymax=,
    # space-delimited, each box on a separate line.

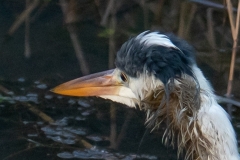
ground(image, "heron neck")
xmin=140 ymin=74 xmax=239 ymax=160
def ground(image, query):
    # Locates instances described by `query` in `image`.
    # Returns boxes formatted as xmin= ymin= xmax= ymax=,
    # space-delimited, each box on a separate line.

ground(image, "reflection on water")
xmin=57 ymin=148 xmax=158 ymax=159
xmin=0 ymin=0 xmax=240 ymax=159
xmin=0 ymin=79 xmax=177 ymax=159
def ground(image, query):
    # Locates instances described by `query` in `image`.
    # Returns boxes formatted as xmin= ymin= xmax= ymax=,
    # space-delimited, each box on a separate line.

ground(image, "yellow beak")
xmin=52 ymin=69 xmax=122 ymax=96
xmin=52 ymin=69 xmax=138 ymax=107
xmin=52 ymin=69 xmax=124 ymax=96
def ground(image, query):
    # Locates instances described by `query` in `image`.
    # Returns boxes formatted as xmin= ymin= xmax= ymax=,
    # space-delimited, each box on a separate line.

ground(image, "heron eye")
xmin=120 ymin=72 xmax=128 ymax=82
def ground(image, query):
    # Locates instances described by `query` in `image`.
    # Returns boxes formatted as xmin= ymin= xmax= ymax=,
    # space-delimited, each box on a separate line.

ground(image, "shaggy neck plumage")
xmin=139 ymin=75 xmax=212 ymax=160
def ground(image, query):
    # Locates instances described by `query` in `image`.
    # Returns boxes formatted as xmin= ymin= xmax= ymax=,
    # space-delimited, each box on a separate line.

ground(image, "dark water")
xmin=0 ymin=1 xmax=239 ymax=160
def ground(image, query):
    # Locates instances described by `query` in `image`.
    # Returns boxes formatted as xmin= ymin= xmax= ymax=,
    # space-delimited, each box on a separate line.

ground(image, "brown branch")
xmin=24 ymin=0 xmax=31 ymax=58
xmin=226 ymin=0 xmax=236 ymax=39
xmin=7 ymin=0 xmax=39 ymax=36
xmin=109 ymin=103 xmax=117 ymax=149
xmin=235 ymin=0 xmax=240 ymax=37
xmin=26 ymin=103 xmax=54 ymax=123
xmin=141 ymin=0 xmax=149 ymax=29
xmin=3 ymin=145 xmax=39 ymax=160
xmin=109 ymin=0 xmax=117 ymax=147
xmin=59 ymin=0 xmax=90 ymax=75
xmin=0 ymin=85 xmax=11 ymax=95
xmin=178 ymin=2 xmax=196 ymax=39
xmin=67 ymin=26 xmax=90 ymax=75
xmin=115 ymin=110 xmax=133 ymax=149
xmin=79 ymin=138 xmax=92 ymax=149
xmin=206 ymin=8 xmax=217 ymax=52
xmin=226 ymin=0 xmax=240 ymax=97
xmin=100 ymin=0 xmax=115 ymax=26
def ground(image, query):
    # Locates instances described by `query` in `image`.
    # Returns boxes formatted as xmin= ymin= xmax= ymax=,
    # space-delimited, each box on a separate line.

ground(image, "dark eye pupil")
xmin=120 ymin=73 xmax=127 ymax=82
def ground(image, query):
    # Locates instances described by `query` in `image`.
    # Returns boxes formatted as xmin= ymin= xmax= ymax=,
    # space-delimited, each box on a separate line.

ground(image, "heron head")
xmin=52 ymin=31 xmax=199 ymax=109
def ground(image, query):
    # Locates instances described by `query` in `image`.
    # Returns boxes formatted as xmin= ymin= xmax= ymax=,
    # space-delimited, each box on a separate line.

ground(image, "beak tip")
xmin=50 ymin=86 xmax=62 ymax=94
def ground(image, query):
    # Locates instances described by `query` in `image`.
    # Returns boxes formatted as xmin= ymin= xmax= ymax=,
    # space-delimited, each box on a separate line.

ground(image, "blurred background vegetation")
xmin=0 ymin=0 xmax=239 ymax=96
xmin=0 ymin=0 xmax=240 ymax=159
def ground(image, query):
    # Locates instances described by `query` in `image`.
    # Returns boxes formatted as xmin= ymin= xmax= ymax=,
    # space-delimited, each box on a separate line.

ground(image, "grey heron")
xmin=52 ymin=31 xmax=239 ymax=160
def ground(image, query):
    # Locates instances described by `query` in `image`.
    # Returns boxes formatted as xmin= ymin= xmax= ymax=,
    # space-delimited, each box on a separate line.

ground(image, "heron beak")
xmin=51 ymin=69 xmax=136 ymax=99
